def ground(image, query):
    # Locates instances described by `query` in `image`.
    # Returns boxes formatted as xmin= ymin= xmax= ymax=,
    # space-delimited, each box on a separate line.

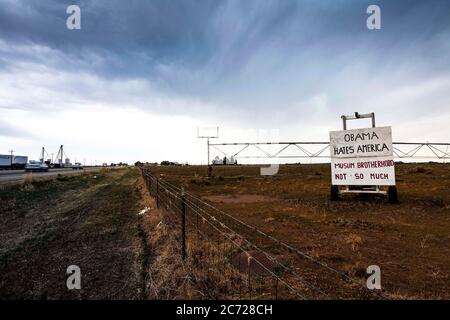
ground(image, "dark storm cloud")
xmin=0 ymin=0 xmax=449 ymax=125
xmin=2 ymin=0 xmax=447 ymax=74
xmin=0 ymin=0 xmax=220 ymax=75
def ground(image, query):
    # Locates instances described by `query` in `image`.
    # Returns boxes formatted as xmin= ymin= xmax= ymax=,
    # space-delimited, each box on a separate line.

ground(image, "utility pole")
xmin=60 ymin=145 xmax=64 ymax=166
xmin=197 ymin=126 xmax=219 ymax=165
xmin=207 ymin=137 xmax=210 ymax=165
xmin=8 ymin=149 xmax=14 ymax=166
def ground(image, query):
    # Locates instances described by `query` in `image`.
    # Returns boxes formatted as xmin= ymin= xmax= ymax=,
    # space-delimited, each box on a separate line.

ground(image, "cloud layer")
xmin=0 ymin=0 xmax=449 ymax=163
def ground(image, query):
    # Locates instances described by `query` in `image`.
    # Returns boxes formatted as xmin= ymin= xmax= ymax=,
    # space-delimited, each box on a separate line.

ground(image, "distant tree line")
xmin=134 ymin=161 xmax=187 ymax=167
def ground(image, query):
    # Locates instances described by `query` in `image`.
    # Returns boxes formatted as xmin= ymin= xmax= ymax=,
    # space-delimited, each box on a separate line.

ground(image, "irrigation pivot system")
xmin=202 ymin=114 xmax=449 ymax=163
xmin=209 ymin=141 xmax=450 ymax=162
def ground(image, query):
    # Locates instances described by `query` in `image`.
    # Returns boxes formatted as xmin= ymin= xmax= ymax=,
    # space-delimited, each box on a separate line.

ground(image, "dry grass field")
xmin=148 ymin=163 xmax=450 ymax=299
xmin=0 ymin=168 xmax=147 ymax=299
xmin=1 ymin=164 xmax=448 ymax=300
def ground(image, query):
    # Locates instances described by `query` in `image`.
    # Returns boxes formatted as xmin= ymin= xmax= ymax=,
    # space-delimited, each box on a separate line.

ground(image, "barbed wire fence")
xmin=141 ymin=168 xmax=388 ymax=300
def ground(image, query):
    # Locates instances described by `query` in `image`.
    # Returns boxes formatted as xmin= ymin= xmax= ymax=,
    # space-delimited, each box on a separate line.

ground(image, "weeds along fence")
xmin=141 ymin=168 xmax=388 ymax=300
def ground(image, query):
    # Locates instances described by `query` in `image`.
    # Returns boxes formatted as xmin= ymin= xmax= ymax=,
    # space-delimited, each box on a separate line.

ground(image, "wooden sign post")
xmin=330 ymin=112 xmax=398 ymax=203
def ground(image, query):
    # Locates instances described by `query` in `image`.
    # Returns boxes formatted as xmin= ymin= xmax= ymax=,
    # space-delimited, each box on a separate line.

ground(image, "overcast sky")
xmin=0 ymin=0 xmax=449 ymax=164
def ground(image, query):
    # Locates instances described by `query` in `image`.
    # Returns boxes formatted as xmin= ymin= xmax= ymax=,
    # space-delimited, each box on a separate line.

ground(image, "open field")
xmin=1 ymin=163 xmax=448 ymax=300
xmin=146 ymin=163 xmax=450 ymax=299
xmin=0 ymin=168 xmax=147 ymax=299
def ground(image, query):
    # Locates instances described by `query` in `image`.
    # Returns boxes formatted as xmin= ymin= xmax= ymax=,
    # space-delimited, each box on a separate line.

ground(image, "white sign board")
xmin=330 ymin=126 xmax=395 ymax=186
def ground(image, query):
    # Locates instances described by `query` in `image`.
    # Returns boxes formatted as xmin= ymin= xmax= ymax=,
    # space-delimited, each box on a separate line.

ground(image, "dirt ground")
xmin=1 ymin=163 xmax=449 ymax=300
xmin=0 ymin=168 xmax=147 ymax=299
xmin=148 ymin=163 xmax=450 ymax=299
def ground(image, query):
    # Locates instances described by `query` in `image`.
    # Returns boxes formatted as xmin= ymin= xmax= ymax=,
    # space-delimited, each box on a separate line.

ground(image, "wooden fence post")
xmin=181 ymin=187 xmax=186 ymax=261
xmin=156 ymin=177 xmax=159 ymax=208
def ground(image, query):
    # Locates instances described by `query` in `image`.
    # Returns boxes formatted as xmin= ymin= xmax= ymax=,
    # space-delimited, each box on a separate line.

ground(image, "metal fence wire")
xmin=141 ymin=168 xmax=388 ymax=300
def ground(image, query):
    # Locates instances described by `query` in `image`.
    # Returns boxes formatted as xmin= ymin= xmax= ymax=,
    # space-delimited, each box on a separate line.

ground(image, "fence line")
xmin=179 ymin=184 xmax=387 ymax=300
xmin=141 ymin=168 xmax=388 ymax=300
xmin=147 ymin=173 xmax=309 ymax=299
xmin=158 ymin=179 xmax=328 ymax=298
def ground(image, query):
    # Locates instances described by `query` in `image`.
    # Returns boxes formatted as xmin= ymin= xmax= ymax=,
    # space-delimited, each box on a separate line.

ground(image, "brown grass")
xmin=143 ymin=163 xmax=450 ymax=299
xmin=0 ymin=168 xmax=143 ymax=299
xmin=138 ymin=176 xmax=251 ymax=299
xmin=22 ymin=173 xmax=33 ymax=186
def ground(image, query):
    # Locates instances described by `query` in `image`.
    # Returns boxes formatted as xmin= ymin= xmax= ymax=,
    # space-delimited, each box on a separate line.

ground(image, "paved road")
xmin=0 ymin=167 xmax=105 ymax=184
